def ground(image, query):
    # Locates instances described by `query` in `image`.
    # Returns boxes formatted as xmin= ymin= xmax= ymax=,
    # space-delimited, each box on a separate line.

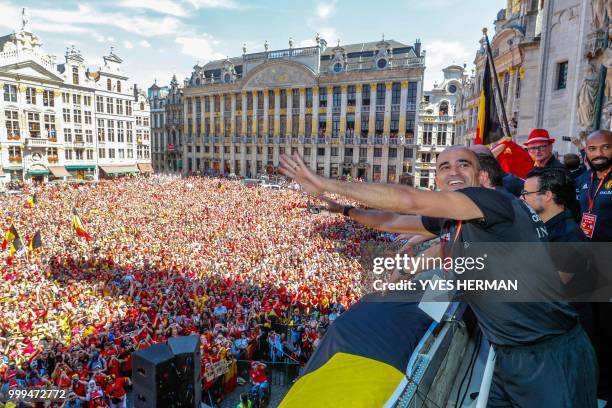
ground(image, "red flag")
xmin=495 ymin=140 xmax=534 ymax=179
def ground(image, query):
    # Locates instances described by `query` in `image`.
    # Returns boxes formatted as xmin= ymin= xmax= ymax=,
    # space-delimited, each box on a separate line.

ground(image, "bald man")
xmin=280 ymin=146 xmax=597 ymax=407
xmin=576 ymin=130 xmax=612 ymax=242
xmin=470 ymin=145 xmax=524 ymax=197
xmin=575 ymin=130 xmax=612 ymax=401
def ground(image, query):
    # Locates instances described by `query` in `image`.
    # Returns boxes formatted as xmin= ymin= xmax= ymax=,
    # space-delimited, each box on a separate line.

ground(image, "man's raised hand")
xmin=279 ymin=153 xmax=326 ymax=196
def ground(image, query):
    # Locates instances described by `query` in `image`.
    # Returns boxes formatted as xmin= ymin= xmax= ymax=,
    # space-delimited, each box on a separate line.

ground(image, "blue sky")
xmin=0 ymin=0 xmax=504 ymax=91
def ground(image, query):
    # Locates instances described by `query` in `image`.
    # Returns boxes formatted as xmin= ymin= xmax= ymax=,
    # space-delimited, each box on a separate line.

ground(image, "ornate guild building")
xmin=0 ymin=9 xmax=151 ymax=183
xmin=178 ymin=36 xmax=425 ymax=182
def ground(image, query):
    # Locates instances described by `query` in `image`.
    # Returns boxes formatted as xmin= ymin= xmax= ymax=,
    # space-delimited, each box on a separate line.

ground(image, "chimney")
xmin=414 ymin=39 xmax=421 ymax=57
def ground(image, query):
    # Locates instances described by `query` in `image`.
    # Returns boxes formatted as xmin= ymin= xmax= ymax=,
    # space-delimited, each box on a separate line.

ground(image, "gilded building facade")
xmin=181 ymin=37 xmax=424 ymax=183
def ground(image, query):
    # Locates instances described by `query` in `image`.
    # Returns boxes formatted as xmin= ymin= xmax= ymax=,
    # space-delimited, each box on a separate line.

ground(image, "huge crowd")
xmin=0 ymin=176 xmax=382 ymax=407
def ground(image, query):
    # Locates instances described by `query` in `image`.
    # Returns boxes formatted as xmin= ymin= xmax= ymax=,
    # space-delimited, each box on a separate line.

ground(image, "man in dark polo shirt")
xmin=280 ymin=146 xmax=597 ymax=407
xmin=471 ymin=144 xmax=524 ymax=197
xmin=575 ymin=129 xmax=612 ymax=400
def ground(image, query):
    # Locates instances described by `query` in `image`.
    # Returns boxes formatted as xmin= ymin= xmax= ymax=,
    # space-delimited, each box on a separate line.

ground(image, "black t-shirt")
xmin=502 ymin=173 xmax=524 ymax=198
xmin=421 ymin=187 xmax=577 ymax=346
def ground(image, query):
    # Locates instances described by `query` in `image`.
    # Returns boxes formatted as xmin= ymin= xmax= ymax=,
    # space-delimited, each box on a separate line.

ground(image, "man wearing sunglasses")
xmin=524 ymin=129 xmax=565 ymax=169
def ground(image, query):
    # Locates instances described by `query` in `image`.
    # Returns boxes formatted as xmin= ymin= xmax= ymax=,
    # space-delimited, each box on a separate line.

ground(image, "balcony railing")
xmin=232 ymin=136 xmax=241 ymax=143
xmin=302 ymin=137 xmax=312 ymax=144
xmin=406 ymin=102 xmax=417 ymax=111
xmin=244 ymin=136 xmax=253 ymax=143
xmin=344 ymin=137 xmax=354 ymax=144
xmin=373 ymin=137 xmax=383 ymax=145
xmin=291 ymin=108 xmax=300 ymax=115
xmin=26 ymin=137 xmax=48 ymax=147
xmin=278 ymin=137 xmax=286 ymax=144
xmin=203 ymin=137 xmax=210 ymax=143
xmin=361 ymin=105 xmax=370 ymax=114
xmin=359 ymin=138 xmax=368 ymax=145
xmin=213 ymin=137 xmax=220 ymax=143
xmin=375 ymin=105 xmax=385 ymax=113
xmin=266 ymin=137 xmax=274 ymax=144
xmin=389 ymin=138 xmax=399 ymax=145
xmin=391 ymin=104 xmax=401 ymax=112
xmin=316 ymin=137 xmax=326 ymax=144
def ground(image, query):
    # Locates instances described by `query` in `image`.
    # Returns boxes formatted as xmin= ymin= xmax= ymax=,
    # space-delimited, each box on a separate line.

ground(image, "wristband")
xmin=342 ymin=206 xmax=354 ymax=217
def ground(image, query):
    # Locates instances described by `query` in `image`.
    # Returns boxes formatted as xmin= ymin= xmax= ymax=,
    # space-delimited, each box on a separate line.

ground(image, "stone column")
xmin=299 ymin=88 xmax=306 ymax=136
xmin=312 ymin=86 xmax=319 ymax=136
xmin=325 ymin=85 xmax=333 ymax=137
xmin=355 ymin=84 xmax=362 ymax=137
xmin=383 ymin=82 xmax=392 ymax=136
xmin=263 ymin=91 xmax=269 ymax=135
xmin=274 ymin=88 xmax=280 ymax=137
xmin=399 ymin=80 xmax=408 ymax=138
xmin=368 ymin=82 xmax=377 ymax=136
xmin=340 ymin=84 xmax=348 ymax=137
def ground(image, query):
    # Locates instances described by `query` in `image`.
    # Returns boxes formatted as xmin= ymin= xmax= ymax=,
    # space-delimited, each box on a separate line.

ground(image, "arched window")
xmin=140 ymin=102 xmax=144 ymax=110
xmin=439 ymin=101 xmax=449 ymax=116
xmin=117 ymin=80 xmax=121 ymax=92
xmin=107 ymin=78 xmax=112 ymax=91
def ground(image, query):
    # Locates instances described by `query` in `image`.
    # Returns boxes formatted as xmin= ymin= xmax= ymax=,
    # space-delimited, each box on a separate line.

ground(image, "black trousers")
xmin=488 ymin=324 xmax=598 ymax=408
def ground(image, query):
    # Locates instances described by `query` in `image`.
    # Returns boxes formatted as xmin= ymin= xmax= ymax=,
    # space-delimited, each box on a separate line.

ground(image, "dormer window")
xmin=224 ymin=73 xmax=231 ymax=83
xmin=72 ymin=66 xmax=79 ymax=85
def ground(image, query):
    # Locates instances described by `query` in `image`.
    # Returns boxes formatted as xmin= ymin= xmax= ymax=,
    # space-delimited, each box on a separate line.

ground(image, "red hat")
xmin=524 ymin=129 xmax=555 ymax=146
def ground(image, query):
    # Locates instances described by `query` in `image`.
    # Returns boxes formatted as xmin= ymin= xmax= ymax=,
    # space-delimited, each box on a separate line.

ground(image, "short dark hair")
xmin=563 ymin=153 xmax=581 ymax=171
xmin=475 ymin=153 xmax=504 ymax=187
xmin=526 ymin=168 xmax=577 ymax=209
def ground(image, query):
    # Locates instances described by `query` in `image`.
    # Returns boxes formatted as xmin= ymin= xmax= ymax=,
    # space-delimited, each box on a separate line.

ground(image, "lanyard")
xmin=587 ymin=169 xmax=611 ymax=211
xmin=442 ymin=220 xmax=463 ymax=261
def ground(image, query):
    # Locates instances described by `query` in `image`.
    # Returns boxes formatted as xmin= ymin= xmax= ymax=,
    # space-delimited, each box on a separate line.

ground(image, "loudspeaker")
xmin=132 ymin=343 xmax=179 ymax=407
xmin=168 ymin=335 xmax=202 ymax=407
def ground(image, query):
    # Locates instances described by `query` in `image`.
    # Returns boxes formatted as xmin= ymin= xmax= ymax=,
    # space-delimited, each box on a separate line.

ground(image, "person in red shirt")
xmin=104 ymin=374 xmax=131 ymax=408
xmin=249 ymin=362 xmax=268 ymax=402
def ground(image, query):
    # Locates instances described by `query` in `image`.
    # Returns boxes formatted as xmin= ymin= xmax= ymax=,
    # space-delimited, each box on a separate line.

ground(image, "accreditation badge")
xmin=580 ymin=212 xmax=597 ymax=238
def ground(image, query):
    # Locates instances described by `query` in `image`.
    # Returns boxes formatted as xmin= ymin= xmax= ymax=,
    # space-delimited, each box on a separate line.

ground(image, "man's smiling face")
xmin=435 ymin=147 xmax=481 ymax=191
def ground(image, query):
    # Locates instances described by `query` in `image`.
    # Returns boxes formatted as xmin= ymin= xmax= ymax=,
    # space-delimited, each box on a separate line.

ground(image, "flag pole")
xmin=482 ymin=28 xmax=512 ymax=139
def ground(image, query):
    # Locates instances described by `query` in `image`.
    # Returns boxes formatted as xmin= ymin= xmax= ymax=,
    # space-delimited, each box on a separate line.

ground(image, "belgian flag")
xmin=28 ymin=231 xmax=42 ymax=253
xmin=280 ymin=293 xmax=432 ymax=407
xmin=6 ymin=227 xmax=24 ymax=264
xmin=72 ymin=208 xmax=93 ymax=241
xmin=24 ymin=194 xmax=37 ymax=209
xmin=1 ymin=224 xmax=18 ymax=251
xmin=474 ymin=56 xmax=503 ymax=145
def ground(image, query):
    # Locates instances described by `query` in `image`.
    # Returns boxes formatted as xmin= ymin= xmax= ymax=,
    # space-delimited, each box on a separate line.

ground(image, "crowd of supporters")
xmin=0 ymin=176 xmax=383 ymax=407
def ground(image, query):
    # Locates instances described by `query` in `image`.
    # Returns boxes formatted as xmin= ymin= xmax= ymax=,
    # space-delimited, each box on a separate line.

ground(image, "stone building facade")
xmin=0 ymin=11 xmax=151 ymax=183
xmin=415 ymin=65 xmax=463 ymax=188
xmin=179 ymin=36 xmax=424 ymax=183
xmin=456 ymin=0 xmax=612 ymax=155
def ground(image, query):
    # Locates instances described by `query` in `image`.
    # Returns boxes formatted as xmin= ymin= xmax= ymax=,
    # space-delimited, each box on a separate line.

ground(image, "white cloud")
xmin=0 ymin=2 xmax=20 ymax=31
xmin=92 ymin=32 xmax=115 ymax=43
xmin=124 ymin=40 xmax=134 ymax=49
xmin=186 ymin=0 xmax=239 ymax=9
xmin=116 ymin=0 xmax=189 ymax=17
xmin=28 ymin=4 xmax=183 ymax=37
xmin=319 ymin=27 xmax=340 ymax=44
xmin=315 ymin=2 xmax=335 ymax=19
xmin=422 ymin=40 xmax=472 ymax=89
xmin=298 ymin=38 xmax=318 ymax=48
xmin=175 ymin=35 xmax=225 ymax=62
xmin=139 ymin=40 xmax=151 ymax=48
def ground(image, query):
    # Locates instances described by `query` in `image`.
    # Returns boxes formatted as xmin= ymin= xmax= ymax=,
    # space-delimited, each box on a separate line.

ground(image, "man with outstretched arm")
xmin=279 ymin=146 xmax=598 ymax=407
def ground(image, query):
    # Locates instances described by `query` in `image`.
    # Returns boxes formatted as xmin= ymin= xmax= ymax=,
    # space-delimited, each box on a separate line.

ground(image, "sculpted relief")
xmin=242 ymin=62 xmax=316 ymax=90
